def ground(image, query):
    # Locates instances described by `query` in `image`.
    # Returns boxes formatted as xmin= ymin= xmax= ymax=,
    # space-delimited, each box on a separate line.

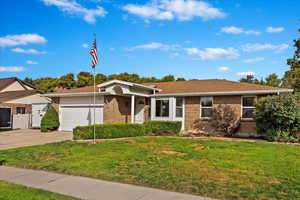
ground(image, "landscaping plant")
xmin=254 ymin=94 xmax=300 ymax=142
xmin=73 ymin=121 xmax=182 ymax=140
xmin=143 ymin=120 xmax=181 ymax=135
xmin=40 ymin=106 xmax=60 ymax=132
xmin=210 ymin=104 xmax=240 ymax=137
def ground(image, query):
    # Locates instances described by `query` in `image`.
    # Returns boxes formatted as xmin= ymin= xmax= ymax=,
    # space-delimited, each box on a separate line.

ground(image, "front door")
xmin=135 ymin=97 xmax=145 ymax=124
xmin=0 ymin=108 xmax=11 ymax=128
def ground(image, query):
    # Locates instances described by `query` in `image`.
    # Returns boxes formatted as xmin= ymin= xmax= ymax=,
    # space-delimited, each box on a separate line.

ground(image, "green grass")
xmin=0 ymin=180 xmax=76 ymax=200
xmin=0 ymin=137 xmax=299 ymax=200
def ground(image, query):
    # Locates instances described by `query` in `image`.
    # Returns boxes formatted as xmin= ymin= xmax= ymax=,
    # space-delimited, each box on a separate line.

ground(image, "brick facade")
xmin=184 ymin=95 xmax=257 ymax=135
xmin=0 ymin=103 xmax=32 ymax=114
xmin=103 ymin=95 xmax=131 ymax=124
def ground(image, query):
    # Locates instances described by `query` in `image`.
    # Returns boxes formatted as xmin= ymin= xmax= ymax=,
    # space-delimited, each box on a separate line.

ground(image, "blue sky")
xmin=0 ymin=0 xmax=299 ymax=81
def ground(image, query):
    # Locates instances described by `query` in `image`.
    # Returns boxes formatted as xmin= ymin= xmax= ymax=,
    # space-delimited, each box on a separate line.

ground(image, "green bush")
xmin=254 ymin=94 xmax=300 ymax=142
xmin=73 ymin=121 xmax=182 ymax=140
xmin=40 ymin=106 xmax=60 ymax=132
xmin=73 ymin=123 xmax=145 ymax=140
xmin=144 ymin=120 xmax=182 ymax=135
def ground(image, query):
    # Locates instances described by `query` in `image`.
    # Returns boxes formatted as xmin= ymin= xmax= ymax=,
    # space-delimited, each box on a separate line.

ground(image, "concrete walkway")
xmin=0 ymin=166 xmax=213 ymax=200
xmin=0 ymin=129 xmax=72 ymax=150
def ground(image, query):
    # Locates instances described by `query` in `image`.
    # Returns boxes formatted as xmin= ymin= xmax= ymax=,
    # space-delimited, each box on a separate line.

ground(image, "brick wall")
xmin=103 ymin=95 xmax=131 ymax=124
xmin=185 ymin=96 xmax=200 ymax=130
xmin=184 ymin=95 xmax=257 ymax=135
xmin=0 ymin=103 xmax=32 ymax=114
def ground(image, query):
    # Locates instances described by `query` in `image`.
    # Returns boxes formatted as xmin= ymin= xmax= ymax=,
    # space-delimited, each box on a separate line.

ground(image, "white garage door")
xmin=60 ymin=106 xmax=103 ymax=131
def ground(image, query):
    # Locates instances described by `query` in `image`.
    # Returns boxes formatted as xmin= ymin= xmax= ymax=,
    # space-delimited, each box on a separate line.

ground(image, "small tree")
xmin=41 ymin=106 xmax=60 ymax=132
xmin=210 ymin=105 xmax=240 ymax=137
xmin=254 ymin=94 xmax=300 ymax=142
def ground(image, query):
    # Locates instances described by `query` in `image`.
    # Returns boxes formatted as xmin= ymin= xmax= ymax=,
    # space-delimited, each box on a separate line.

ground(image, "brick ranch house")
xmin=44 ymin=79 xmax=292 ymax=135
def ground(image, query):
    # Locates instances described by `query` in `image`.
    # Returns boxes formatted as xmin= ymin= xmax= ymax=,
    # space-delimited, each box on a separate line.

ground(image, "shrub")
xmin=73 ymin=121 xmax=182 ymax=140
xmin=210 ymin=104 xmax=240 ymax=137
xmin=144 ymin=120 xmax=181 ymax=135
xmin=254 ymin=94 xmax=300 ymax=142
xmin=40 ymin=106 xmax=59 ymax=132
xmin=73 ymin=123 xmax=145 ymax=140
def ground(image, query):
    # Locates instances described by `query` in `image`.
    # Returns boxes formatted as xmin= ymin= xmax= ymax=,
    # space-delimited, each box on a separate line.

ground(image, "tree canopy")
xmin=282 ymin=28 xmax=300 ymax=92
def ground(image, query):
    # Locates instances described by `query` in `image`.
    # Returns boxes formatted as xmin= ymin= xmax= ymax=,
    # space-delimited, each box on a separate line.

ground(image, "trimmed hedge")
xmin=144 ymin=120 xmax=182 ymax=135
xmin=73 ymin=123 xmax=145 ymax=140
xmin=73 ymin=120 xmax=182 ymax=140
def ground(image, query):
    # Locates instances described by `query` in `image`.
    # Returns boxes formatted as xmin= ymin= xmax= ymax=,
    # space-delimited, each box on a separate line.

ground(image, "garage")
xmin=59 ymin=96 xmax=104 ymax=131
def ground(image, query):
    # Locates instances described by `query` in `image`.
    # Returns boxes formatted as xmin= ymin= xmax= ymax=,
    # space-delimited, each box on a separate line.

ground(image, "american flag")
xmin=90 ymin=36 xmax=98 ymax=68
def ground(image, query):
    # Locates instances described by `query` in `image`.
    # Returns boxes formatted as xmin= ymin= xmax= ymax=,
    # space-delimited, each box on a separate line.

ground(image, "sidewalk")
xmin=0 ymin=166 xmax=214 ymax=200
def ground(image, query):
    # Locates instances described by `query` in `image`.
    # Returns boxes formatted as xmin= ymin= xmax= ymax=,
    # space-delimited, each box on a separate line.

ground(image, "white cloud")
xmin=184 ymin=47 xmax=239 ymax=60
xmin=221 ymin=26 xmax=260 ymax=35
xmin=0 ymin=34 xmax=47 ymax=47
xmin=0 ymin=66 xmax=26 ymax=72
xmin=26 ymin=60 xmax=38 ymax=65
xmin=123 ymin=0 xmax=225 ymax=21
xmin=127 ymin=42 xmax=180 ymax=51
xmin=237 ymin=72 xmax=255 ymax=76
xmin=11 ymin=48 xmax=46 ymax=54
xmin=40 ymin=0 xmax=107 ymax=23
xmin=266 ymin=27 xmax=284 ymax=33
xmin=218 ymin=66 xmax=229 ymax=72
xmin=243 ymin=57 xmax=264 ymax=63
xmin=82 ymin=43 xmax=88 ymax=48
xmin=109 ymin=47 xmax=115 ymax=51
xmin=170 ymin=52 xmax=180 ymax=57
xmin=242 ymin=43 xmax=289 ymax=52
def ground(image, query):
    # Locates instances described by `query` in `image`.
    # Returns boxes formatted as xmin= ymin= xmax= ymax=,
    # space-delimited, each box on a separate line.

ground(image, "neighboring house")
xmin=44 ymin=79 xmax=292 ymax=135
xmin=0 ymin=77 xmax=50 ymax=129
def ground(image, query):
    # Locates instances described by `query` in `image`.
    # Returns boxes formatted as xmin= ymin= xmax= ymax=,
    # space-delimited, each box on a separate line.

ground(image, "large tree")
xmin=58 ymin=73 xmax=76 ymax=89
xmin=77 ymin=71 xmax=93 ymax=87
xmin=160 ymin=75 xmax=175 ymax=82
xmin=282 ymin=28 xmax=300 ymax=92
xmin=239 ymin=75 xmax=261 ymax=84
xmin=265 ymin=73 xmax=281 ymax=87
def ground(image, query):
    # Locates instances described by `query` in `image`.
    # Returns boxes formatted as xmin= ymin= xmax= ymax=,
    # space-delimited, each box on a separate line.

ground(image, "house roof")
xmin=142 ymin=79 xmax=292 ymax=95
xmin=0 ymin=77 xmax=39 ymax=91
xmin=0 ymin=77 xmax=19 ymax=91
xmin=0 ymin=90 xmax=41 ymax=103
xmin=46 ymin=79 xmax=292 ymax=97
xmin=54 ymin=85 xmax=96 ymax=93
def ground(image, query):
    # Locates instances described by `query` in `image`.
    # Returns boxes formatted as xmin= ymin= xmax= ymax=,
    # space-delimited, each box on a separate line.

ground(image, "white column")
xmin=131 ymin=95 xmax=135 ymax=123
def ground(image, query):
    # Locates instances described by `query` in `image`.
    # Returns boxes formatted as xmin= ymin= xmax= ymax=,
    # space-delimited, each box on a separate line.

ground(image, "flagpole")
xmin=93 ymin=64 xmax=96 ymax=144
xmin=93 ymin=33 xmax=96 ymax=144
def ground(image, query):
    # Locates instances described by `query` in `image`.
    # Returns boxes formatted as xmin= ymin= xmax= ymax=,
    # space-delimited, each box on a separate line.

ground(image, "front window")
xmin=201 ymin=97 xmax=213 ymax=118
xmin=242 ymin=96 xmax=256 ymax=119
xmin=175 ymin=98 xmax=183 ymax=118
xmin=155 ymin=99 xmax=169 ymax=117
xmin=16 ymin=107 xmax=26 ymax=114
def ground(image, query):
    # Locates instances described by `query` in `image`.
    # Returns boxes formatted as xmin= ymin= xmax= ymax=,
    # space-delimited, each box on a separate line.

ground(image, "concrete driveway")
xmin=0 ymin=129 xmax=72 ymax=150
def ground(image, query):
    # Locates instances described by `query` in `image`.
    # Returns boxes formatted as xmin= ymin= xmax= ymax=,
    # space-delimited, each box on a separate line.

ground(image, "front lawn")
xmin=0 ymin=137 xmax=299 ymax=200
xmin=0 ymin=180 xmax=76 ymax=200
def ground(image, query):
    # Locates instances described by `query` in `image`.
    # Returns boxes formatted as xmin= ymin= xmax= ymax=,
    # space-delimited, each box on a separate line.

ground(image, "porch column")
xmin=131 ymin=95 xmax=135 ymax=123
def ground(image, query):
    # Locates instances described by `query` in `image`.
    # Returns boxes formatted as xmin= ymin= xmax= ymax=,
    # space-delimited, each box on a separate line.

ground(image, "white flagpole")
xmin=93 ymin=65 xmax=96 ymax=144
xmin=93 ymin=33 xmax=96 ymax=144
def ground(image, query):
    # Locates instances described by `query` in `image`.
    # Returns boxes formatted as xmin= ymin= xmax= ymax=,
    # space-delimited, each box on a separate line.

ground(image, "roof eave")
xmin=42 ymin=92 xmax=109 ymax=97
xmin=97 ymin=80 xmax=159 ymax=91
xmin=152 ymin=89 xmax=293 ymax=97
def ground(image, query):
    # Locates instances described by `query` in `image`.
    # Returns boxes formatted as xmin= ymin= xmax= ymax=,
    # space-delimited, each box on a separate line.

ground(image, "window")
xmin=201 ymin=97 xmax=213 ymax=118
xmin=242 ymin=96 xmax=256 ymax=119
xmin=175 ymin=98 xmax=183 ymax=118
xmin=16 ymin=107 xmax=26 ymax=114
xmin=155 ymin=99 xmax=169 ymax=117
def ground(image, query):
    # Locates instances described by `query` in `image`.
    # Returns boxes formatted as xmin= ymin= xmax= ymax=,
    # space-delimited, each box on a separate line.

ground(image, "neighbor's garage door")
xmin=60 ymin=106 xmax=103 ymax=131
